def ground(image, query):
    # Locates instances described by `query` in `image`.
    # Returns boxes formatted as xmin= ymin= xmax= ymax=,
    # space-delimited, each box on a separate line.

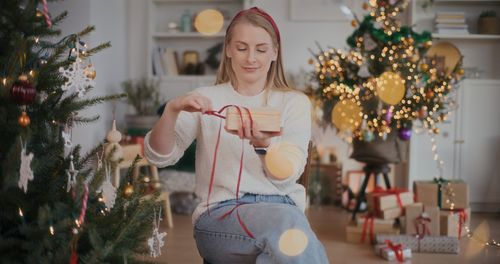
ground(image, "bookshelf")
xmin=146 ymin=0 xmax=252 ymax=101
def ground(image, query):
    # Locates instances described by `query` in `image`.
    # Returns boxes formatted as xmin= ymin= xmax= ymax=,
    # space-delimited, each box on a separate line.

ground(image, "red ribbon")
xmin=372 ymin=187 xmax=408 ymax=215
xmin=384 ymin=240 xmax=404 ymax=262
xmin=360 ymin=215 xmax=375 ymax=243
xmin=414 ymin=214 xmax=431 ymax=238
xmin=203 ymin=105 xmax=255 ymax=238
xmin=69 ymin=249 xmax=77 ymax=264
xmin=449 ymin=209 xmax=467 ymax=237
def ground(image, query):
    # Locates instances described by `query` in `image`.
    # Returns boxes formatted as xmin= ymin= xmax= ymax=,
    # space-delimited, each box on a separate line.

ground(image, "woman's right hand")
xmin=166 ymin=92 xmax=213 ymax=114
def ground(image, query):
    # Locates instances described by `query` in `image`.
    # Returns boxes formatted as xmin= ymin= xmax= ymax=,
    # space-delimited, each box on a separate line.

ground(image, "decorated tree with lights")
xmin=0 ymin=1 xmax=164 ymax=262
xmin=310 ymin=0 xmax=463 ymax=146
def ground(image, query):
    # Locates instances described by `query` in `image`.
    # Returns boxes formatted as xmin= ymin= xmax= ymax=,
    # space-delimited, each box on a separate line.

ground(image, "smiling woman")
xmin=145 ymin=7 xmax=328 ymax=264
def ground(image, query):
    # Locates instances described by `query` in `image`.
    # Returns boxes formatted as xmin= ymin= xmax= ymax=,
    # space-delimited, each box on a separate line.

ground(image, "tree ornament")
xmin=384 ymin=108 xmax=393 ymax=123
xmin=83 ymin=63 xmax=96 ymax=80
xmin=59 ymin=46 xmax=95 ymax=97
xmin=362 ymin=130 xmax=375 ymax=142
xmin=148 ymin=208 xmax=167 ymax=258
xmin=104 ymin=120 xmax=123 ymax=185
xmin=363 ymin=34 xmax=377 ymax=51
xmin=358 ymin=63 xmax=371 ymax=78
xmin=423 ymin=40 xmax=433 ymax=48
xmin=66 ymin=155 xmax=78 ymax=192
xmin=426 ymin=89 xmax=435 ymax=99
xmin=418 ymin=106 xmax=428 ymax=119
xmin=457 ymin=68 xmax=465 ymax=76
xmin=18 ymin=140 xmax=34 ymax=193
xmin=420 ymin=63 xmax=429 ymax=72
xmin=10 ymin=75 xmax=36 ymax=105
xmin=362 ymin=2 xmax=369 ymax=10
xmin=18 ymin=111 xmax=31 ymax=127
xmin=351 ymin=20 xmax=358 ymax=27
xmin=398 ymin=127 xmax=412 ymax=141
xmin=123 ymin=182 xmax=134 ymax=198
xmin=98 ymin=162 xmax=117 ymax=209
xmin=332 ymin=99 xmax=363 ymax=132
xmin=432 ymin=127 xmax=440 ymax=134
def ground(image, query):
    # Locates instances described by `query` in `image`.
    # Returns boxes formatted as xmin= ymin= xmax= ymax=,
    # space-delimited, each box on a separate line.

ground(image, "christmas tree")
xmin=0 ymin=1 xmax=161 ymax=262
xmin=310 ymin=0 xmax=463 ymax=143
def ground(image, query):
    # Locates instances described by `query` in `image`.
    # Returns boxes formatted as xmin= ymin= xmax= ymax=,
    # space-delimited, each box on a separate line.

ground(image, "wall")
xmin=49 ymin=0 xmax=128 ymax=153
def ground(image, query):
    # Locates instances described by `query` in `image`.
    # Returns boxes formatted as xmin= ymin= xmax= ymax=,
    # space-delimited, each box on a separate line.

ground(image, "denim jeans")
xmin=194 ymin=193 xmax=329 ymax=264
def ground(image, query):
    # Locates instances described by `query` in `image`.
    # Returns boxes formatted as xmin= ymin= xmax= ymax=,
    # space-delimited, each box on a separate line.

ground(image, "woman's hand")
xmin=225 ymin=118 xmax=282 ymax=147
xmin=166 ymin=92 xmax=213 ymax=114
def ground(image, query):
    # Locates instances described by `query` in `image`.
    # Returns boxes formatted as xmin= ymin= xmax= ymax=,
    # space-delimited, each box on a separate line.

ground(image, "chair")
xmin=119 ymin=144 xmax=174 ymax=228
xmin=298 ymin=140 xmax=314 ymax=192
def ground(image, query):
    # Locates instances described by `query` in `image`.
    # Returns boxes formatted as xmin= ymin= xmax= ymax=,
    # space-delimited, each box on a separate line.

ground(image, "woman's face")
xmin=226 ymin=23 xmax=278 ymax=86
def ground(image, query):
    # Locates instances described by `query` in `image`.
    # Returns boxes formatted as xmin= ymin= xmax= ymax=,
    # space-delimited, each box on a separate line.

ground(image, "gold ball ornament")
xmin=331 ymin=99 xmax=363 ymax=132
xmin=123 ymin=183 xmax=134 ymax=198
xmin=308 ymin=58 xmax=314 ymax=65
xmin=265 ymin=142 xmax=303 ymax=180
xmin=426 ymin=90 xmax=435 ymax=99
xmin=433 ymin=127 xmax=440 ymax=134
xmin=375 ymin=72 xmax=406 ymax=105
xmin=362 ymin=2 xmax=369 ymax=10
xmin=83 ymin=64 xmax=96 ymax=80
xmin=18 ymin=111 xmax=30 ymax=127
xmin=457 ymin=68 xmax=465 ymax=76
xmin=351 ymin=20 xmax=358 ymax=27
xmin=194 ymin=9 xmax=224 ymax=35
xmin=424 ymin=40 xmax=433 ymax=49
xmin=420 ymin=63 xmax=429 ymax=72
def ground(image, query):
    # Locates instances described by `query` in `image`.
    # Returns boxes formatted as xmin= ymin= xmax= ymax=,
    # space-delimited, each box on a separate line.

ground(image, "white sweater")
xmin=144 ymin=82 xmax=311 ymax=224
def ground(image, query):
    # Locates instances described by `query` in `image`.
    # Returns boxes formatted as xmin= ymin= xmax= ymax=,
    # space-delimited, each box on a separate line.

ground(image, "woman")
xmin=145 ymin=7 xmax=328 ymax=264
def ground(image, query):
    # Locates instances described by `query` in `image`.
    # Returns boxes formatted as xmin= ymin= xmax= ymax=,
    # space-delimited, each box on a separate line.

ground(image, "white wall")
xmin=49 ymin=0 xmax=128 ymax=153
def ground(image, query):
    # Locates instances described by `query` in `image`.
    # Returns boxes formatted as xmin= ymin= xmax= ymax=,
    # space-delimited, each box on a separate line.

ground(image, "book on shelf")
xmin=435 ymin=28 xmax=469 ymax=35
xmin=152 ymin=47 xmax=180 ymax=77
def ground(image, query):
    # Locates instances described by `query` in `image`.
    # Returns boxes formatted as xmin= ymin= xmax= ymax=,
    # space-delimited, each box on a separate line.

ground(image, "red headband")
xmin=226 ymin=7 xmax=281 ymax=44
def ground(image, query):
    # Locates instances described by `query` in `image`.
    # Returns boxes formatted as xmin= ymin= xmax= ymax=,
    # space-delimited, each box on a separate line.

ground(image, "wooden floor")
xmin=150 ymin=206 xmax=500 ymax=263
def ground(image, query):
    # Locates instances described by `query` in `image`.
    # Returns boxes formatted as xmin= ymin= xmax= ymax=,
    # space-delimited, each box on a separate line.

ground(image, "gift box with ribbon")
xmin=414 ymin=179 xmax=469 ymax=210
xmin=405 ymin=203 xmax=440 ymax=236
xmin=374 ymin=241 xmax=412 ymax=262
xmin=440 ymin=208 xmax=471 ymax=237
xmin=356 ymin=215 xmax=395 ymax=230
xmin=376 ymin=234 xmax=459 ymax=254
xmin=346 ymin=216 xmax=399 ymax=244
xmin=367 ymin=187 xmax=414 ymax=219
xmin=225 ymin=107 xmax=281 ymax=132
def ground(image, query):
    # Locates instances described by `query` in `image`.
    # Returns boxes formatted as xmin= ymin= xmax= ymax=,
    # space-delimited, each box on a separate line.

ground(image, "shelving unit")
xmin=147 ymin=0 xmax=251 ymax=100
xmin=409 ymin=0 xmax=500 ymax=212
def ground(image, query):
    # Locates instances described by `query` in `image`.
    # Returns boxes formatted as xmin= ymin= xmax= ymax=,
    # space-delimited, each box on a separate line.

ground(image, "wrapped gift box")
xmin=440 ymin=208 xmax=471 ymax=237
xmin=356 ymin=215 xmax=395 ymax=230
xmin=405 ymin=203 xmax=440 ymax=236
xmin=225 ymin=107 xmax=281 ymax=132
xmin=374 ymin=243 xmax=412 ymax=261
xmin=367 ymin=190 xmax=414 ymax=212
xmin=376 ymin=234 xmax=459 ymax=254
xmin=378 ymin=207 xmax=404 ymax=220
xmin=346 ymin=223 xmax=399 ymax=244
xmin=414 ymin=180 xmax=469 ymax=209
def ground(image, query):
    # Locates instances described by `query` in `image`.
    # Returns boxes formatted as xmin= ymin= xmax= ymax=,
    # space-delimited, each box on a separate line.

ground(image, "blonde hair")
xmin=215 ymin=10 xmax=292 ymax=93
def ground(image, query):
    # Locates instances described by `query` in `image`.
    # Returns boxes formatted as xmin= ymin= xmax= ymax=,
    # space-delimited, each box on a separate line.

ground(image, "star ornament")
xmin=59 ymin=59 xmax=94 ymax=97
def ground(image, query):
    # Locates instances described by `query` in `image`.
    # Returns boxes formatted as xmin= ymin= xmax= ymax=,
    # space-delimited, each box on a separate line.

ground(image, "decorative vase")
xmin=478 ymin=17 xmax=500 ymax=35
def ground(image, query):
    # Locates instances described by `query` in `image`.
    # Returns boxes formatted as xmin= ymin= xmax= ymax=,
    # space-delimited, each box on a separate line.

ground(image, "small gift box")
xmin=414 ymin=179 xmax=469 ymax=209
xmin=405 ymin=203 xmax=440 ymax=236
xmin=374 ymin=242 xmax=412 ymax=262
xmin=440 ymin=208 xmax=471 ymax=237
xmin=346 ymin=220 xmax=399 ymax=244
xmin=376 ymin=234 xmax=459 ymax=254
xmin=356 ymin=215 xmax=394 ymax=230
xmin=367 ymin=188 xmax=413 ymax=219
xmin=378 ymin=207 xmax=404 ymax=220
xmin=225 ymin=107 xmax=281 ymax=132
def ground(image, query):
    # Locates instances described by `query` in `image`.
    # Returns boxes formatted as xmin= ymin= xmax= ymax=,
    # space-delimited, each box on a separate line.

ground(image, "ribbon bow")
xmin=203 ymin=105 xmax=255 ymax=238
xmin=372 ymin=186 xmax=408 ymax=214
xmin=360 ymin=215 xmax=375 ymax=244
xmin=384 ymin=240 xmax=404 ymax=262
xmin=433 ymin=177 xmax=450 ymax=208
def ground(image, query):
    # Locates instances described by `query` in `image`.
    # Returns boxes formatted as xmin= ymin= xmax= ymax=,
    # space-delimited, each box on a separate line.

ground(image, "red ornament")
xmin=10 ymin=76 xmax=36 ymax=105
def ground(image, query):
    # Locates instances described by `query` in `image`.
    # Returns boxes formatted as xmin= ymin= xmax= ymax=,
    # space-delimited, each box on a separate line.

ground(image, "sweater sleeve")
xmin=268 ymin=92 xmax=311 ymax=186
xmin=144 ymin=111 xmax=199 ymax=168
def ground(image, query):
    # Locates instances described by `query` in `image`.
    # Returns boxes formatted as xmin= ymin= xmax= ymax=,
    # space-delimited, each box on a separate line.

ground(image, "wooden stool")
xmin=351 ymin=163 xmax=391 ymax=221
xmin=119 ymin=144 xmax=174 ymax=228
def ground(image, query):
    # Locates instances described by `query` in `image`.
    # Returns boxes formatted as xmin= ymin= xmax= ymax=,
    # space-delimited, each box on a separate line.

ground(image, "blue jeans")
xmin=194 ymin=194 xmax=329 ymax=264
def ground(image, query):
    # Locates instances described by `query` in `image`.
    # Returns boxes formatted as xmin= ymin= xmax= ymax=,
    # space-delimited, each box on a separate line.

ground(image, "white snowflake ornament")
xmin=62 ymin=130 xmax=72 ymax=148
xmin=66 ymin=155 xmax=78 ymax=192
xmin=98 ymin=162 xmax=117 ymax=209
xmin=148 ymin=208 xmax=167 ymax=258
xmin=59 ymin=57 xmax=94 ymax=97
xmin=18 ymin=142 xmax=34 ymax=193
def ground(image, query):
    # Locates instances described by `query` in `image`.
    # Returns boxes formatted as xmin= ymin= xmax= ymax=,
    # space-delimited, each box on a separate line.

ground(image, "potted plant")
xmin=122 ymin=78 xmax=162 ymax=135
xmin=478 ymin=10 xmax=499 ymax=35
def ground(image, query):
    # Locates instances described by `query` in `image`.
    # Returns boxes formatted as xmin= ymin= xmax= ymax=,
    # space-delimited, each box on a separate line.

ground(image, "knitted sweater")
xmin=144 ymin=82 xmax=311 ymax=224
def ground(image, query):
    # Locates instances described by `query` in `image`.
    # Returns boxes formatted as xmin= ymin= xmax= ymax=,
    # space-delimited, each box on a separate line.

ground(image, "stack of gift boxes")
xmin=345 ymin=180 xmax=470 ymax=261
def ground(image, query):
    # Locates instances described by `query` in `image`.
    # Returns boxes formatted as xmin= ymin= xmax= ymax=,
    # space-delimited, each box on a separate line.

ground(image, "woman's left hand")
xmin=225 ymin=118 xmax=282 ymax=147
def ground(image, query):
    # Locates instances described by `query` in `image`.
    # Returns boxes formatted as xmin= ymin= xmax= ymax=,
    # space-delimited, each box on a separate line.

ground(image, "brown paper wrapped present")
xmin=379 ymin=207 xmax=404 ymax=220
xmin=367 ymin=190 xmax=414 ymax=212
xmin=414 ymin=180 xmax=469 ymax=209
xmin=374 ymin=242 xmax=412 ymax=261
xmin=405 ymin=203 xmax=440 ymax=236
xmin=225 ymin=107 xmax=281 ymax=132
xmin=376 ymin=234 xmax=459 ymax=254
xmin=440 ymin=208 xmax=471 ymax=237
xmin=356 ymin=215 xmax=394 ymax=230
xmin=346 ymin=220 xmax=399 ymax=244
